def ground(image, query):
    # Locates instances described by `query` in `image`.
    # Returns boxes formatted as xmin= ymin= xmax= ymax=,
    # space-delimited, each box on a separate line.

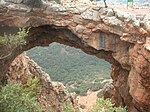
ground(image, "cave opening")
xmin=0 ymin=25 xmax=131 ymax=111
xmin=26 ymin=42 xmax=112 ymax=94
xmin=26 ymin=42 xmax=112 ymax=111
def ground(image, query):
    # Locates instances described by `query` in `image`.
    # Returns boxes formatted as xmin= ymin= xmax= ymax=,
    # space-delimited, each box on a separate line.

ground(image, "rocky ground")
xmin=77 ymin=90 xmax=99 ymax=112
xmin=108 ymin=3 xmax=150 ymax=19
xmin=62 ymin=0 xmax=150 ymax=19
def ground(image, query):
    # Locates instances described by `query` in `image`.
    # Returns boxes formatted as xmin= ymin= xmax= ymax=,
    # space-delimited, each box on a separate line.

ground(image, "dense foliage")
xmin=27 ymin=43 xmax=111 ymax=95
xmin=0 ymin=28 xmax=28 ymax=60
xmin=0 ymin=77 xmax=41 ymax=112
xmin=91 ymin=97 xmax=127 ymax=112
xmin=0 ymin=28 xmax=28 ymax=48
xmin=63 ymin=103 xmax=78 ymax=112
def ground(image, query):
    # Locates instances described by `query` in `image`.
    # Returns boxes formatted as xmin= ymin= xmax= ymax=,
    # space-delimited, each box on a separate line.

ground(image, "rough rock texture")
xmin=7 ymin=53 xmax=78 ymax=112
xmin=0 ymin=1 xmax=150 ymax=112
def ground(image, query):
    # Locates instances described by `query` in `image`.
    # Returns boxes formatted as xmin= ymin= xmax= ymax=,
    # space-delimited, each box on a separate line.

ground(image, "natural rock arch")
xmin=0 ymin=1 xmax=150 ymax=112
xmin=0 ymin=25 xmax=120 ymax=83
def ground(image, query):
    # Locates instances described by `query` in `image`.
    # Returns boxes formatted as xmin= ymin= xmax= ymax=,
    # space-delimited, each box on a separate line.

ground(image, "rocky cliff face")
xmin=7 ymin=53 xmax=77 ymax=112
xmin=0 ymin=0 xmax=150 ymax=112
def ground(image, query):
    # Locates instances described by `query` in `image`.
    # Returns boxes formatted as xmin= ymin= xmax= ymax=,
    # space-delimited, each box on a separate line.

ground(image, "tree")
xmin=0 ymin=28 xmax=28 ymax=60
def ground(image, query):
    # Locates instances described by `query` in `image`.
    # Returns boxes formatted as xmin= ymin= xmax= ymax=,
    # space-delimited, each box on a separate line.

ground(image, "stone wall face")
xmin=128 ymin=44 xmax=150 ymax=111
xmin=110 ymin=65 xmax=134 ymax=111
xmin=0 ymin=0 xmax=150 ymax=111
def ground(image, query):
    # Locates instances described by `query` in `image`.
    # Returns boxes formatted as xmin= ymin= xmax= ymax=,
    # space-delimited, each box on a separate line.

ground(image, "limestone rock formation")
xmin=0 ymin=0 xmax=150 ymax=112
xmin=7 ymin=53 xmax=78 ymax=112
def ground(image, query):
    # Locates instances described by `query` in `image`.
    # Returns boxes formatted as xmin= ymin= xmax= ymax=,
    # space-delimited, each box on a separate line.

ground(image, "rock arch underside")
xmin=0 ymin=0 xmax=150 ymax=112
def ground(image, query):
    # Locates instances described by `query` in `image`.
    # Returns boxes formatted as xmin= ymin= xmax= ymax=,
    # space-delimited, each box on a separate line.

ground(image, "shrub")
xmin=23 ymin=76 xmax=41 ymax=96
xmin=68 ymin=87 xmax=81 ymax=95
xmin=97 ymin=91 xmax=103 ymax=98
xmin=0 ymin=77 xmax=41 ymax=112
xmin=91 ymin=97 xmax=127 ymax=112
xmin=0 ymin=28 xmax=28 ymax=48
xmin=0 ymin=28 xmax=28 ymax=61
xmin=90 ymin=82 xmax=104 ymax=91
xmin=63 ymin=103 xmax=78 ymax=112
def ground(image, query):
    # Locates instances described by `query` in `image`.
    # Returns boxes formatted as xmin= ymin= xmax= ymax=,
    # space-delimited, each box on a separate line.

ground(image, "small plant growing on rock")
xmin=0 ymin=28 xmax=28 ymax=60
xmin=97 ymin=91 xmax=103 ymax=98
xmin=92 ymin=97 xmax=127 ymax=112
xmin=0 ymin=28 xmax=28 ymax=47
xmin=63 ymin=103 xmax=78 ymax=112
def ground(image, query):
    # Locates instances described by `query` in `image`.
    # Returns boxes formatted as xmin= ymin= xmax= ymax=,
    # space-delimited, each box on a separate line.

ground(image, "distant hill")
xmin=26 ymin=42 xmax=111 ymax=95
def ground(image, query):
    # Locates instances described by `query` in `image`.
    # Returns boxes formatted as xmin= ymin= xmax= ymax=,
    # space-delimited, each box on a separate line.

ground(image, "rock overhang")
xmin=0 ymin=0 xmax=150 ymax=68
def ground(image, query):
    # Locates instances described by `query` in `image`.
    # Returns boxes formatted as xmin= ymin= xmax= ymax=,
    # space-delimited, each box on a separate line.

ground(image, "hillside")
xmin=26 ymin=42 xmax=111 ymax=95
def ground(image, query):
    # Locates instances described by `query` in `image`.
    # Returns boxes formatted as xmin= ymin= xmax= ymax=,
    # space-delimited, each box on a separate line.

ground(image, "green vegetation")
xmin=0 ymin=28 xmax=28 ymax=84
xmin=60 ymin=98 xmax=127 ymax=112
xmin=0 ymin=28 xmax=28 ymax=60
xmin=27 ymin=43 xmax=111 ymax=95
xmin=63 ymin=103 xmax=78 ymax=112
xmin=68 ymin=82 xmax=105 ymax=96
xmin=91 ymin=97 xmax=127 ymax=112
xmin=0 ymin=77 xmax=41 ymax=112
xmin=97 ymin=91 xmax=103 ymax=98
xmin=0 ymin=28 xmax=28 ymax=48
xmin=47 ymin=103 xmax=79 ymax=112
xmin=45 ymin=98 xmax=127 ymax=112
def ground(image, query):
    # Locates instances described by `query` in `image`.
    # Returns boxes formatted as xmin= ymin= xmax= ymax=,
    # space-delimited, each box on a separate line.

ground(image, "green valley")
xmin=26 ymin=42 xmax=111 ymax=95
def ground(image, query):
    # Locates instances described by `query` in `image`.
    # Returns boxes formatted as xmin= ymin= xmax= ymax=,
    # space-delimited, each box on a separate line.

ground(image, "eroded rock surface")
xmin=0 ymin=0 xmax=150 ymax=112
xmin=7 ymin=53 xmax=78 ymax=112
